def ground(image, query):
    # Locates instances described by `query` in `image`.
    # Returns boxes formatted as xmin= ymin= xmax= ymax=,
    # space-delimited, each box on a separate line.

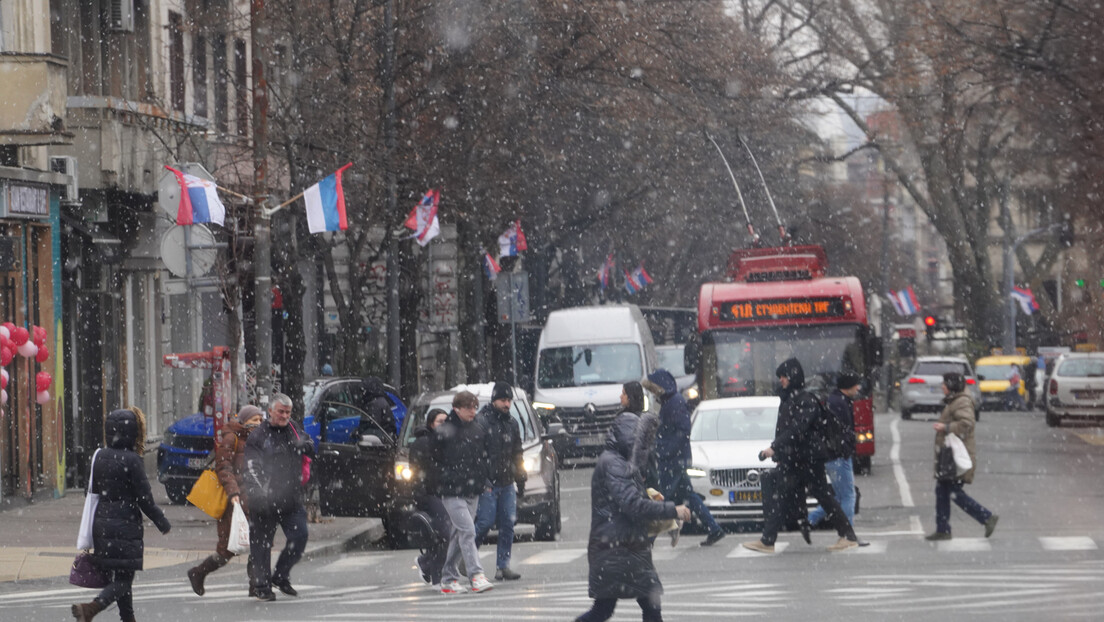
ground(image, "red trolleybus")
xmin=687 ymin=245 xmax=880 ymax=472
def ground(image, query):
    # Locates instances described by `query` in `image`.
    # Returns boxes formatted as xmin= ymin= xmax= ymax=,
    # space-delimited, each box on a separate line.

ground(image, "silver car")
xmin=1045 ymin=353 xmax=1104 ymax=427
xmin=899 ymin=356 xmax=982 ymax=419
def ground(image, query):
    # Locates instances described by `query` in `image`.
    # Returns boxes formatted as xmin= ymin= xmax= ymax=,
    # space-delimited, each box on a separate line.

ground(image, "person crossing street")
xmin=474 ymin=382 xmax=526 ymax=581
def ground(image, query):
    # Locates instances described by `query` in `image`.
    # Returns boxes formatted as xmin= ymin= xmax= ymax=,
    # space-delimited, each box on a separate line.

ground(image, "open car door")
xmin=314 ymin=401 xmax=396 ymax=517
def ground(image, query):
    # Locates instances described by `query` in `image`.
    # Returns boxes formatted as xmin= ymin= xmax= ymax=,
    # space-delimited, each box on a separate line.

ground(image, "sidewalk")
xmin=0 ymin=455 xmax=382 ymax=583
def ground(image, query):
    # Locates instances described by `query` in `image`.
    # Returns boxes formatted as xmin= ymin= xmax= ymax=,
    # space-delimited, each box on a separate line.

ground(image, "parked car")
xmin=899 ymin=356 xmax=981 ymax=420
xmin=156 ymin=377 xmax=406 ymax=504
xmin=390 ymin=383 xmax=563 ymax=545
xmin=975 ymin=355 xmax=1032 ymax=411
xmin=686 ymin=396 xmax=816 ymax=524
xmin=1045 ymin=353 xmax=1104 ymax=427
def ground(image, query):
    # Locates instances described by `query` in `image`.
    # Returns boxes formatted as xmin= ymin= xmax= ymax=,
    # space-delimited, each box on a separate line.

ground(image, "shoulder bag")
xmin=71 ymin=449 xmax=109 ymax=588
xmin=75 ymin=449 xmax=101 ymax=550
xmin=187 ymin=467 xmax=228 ymax=519
xmin=935 ymin=445 xmax=957 ymax=482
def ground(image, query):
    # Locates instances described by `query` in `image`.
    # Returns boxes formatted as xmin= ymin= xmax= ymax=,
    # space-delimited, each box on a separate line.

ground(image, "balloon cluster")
xmin=0 ymin=322 xmax=52 ymax=405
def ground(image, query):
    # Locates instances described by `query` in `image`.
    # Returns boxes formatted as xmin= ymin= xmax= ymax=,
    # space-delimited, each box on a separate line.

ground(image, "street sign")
xmin=496 ymin=271 xmax=530 ymax=324
xmin=161 ymin=223 xmax=217 ymax=278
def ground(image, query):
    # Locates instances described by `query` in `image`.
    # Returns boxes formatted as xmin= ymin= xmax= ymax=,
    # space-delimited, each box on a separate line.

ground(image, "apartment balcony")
xmin=0 ymin=53 xmax=72 ymax=146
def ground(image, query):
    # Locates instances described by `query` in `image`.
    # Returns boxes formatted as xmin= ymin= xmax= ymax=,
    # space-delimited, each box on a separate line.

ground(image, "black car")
xmin=388 ymin=383 xmax=564 ymax=546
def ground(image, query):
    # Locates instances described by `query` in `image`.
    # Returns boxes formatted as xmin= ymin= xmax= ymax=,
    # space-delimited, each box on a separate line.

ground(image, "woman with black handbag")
xmin=72 ymin=408 xmax=171 ymax=622
xmin=925 ymin=372 xmax=999 ymax=541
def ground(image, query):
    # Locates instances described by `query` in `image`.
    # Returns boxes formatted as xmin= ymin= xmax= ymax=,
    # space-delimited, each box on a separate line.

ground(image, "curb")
xmin=302 ymin=518 xmax=385 ymax=561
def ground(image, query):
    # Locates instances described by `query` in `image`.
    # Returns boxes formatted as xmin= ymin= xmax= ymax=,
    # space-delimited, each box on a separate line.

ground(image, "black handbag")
xmin=935 ymin=446 xmax=957 ymax=482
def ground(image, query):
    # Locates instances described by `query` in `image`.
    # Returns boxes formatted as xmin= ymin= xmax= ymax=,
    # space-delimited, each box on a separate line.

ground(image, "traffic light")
xmin=1058 ymin=215 xmax=1074 ymax=247
xmin=924 ymin=314 xmax=939 ymax=342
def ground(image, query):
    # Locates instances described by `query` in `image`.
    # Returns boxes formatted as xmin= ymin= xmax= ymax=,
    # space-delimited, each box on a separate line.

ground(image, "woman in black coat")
xmin=575 ymin=412 xmax=690 ymax=622
xmin=72 ymin=408 xmax=171 ymax=622
xmin=411 ymin=408 xmax=451 ymax=586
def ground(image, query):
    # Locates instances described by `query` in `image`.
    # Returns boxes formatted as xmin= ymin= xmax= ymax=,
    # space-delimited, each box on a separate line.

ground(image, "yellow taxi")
xmin=974 ymin=355 xmax=1032 ymax=411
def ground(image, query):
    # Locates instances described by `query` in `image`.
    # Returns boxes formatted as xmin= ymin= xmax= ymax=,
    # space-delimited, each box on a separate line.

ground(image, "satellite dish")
xmin=158 ymin=163 xmax=216 ymax=219
xmin=161 ymin=224 xmax=217 ymax=278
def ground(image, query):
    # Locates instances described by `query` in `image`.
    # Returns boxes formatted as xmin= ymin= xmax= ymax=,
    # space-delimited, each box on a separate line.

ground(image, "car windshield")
xmin=691 ymin=404 xmax=778 ymax=442
xmin=1057 ymin=359 xmax=1104 ymax=378
xmin=914 ymin=361 xmax=970 ymax=377
xmin=537 ymin=344 xmax=643 ymax=388
xmin=400 ymin=396 xmax=537 ymax=447
xmin=656 ymin=346 xmax=687 ymax=376
xmin=976 ymin=365 xmax=1019 ymax=380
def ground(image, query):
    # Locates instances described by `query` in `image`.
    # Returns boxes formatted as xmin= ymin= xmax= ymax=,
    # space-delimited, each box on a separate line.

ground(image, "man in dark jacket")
xmin=744 ymin=358 xmax=859 ymax=554
xmin=357 ymin=376 xmax=396 ymax=439
xmin=576 ymin=412 xmax=691 ymax=622
xmin=807 ymin=372 xmax=860 ymax=527
xmin=243 ymin=393 xmax=315 ymax=600
xmin=474 ymin=382 xmax=527 ymax=581
xmin=411 ymin=408 xmax=451 ymax=587
xmin=432 ymin=391 xmax=494 ymax=594
xmin=643 ymin=368 xmax=725 ymax=546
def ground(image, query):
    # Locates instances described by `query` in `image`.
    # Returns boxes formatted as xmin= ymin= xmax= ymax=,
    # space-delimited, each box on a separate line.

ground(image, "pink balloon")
xmin=10 ymin=327 xmax=28 ymax=346
xmin=1 ymin=389 xmax=7 ymax=404
xmin=0 ymin=326 xmax=8 ymax=339
xmin=36 ymin=390 xmax=50 ymax=405
xmin=17 ymin=341 xmax=38 ymax=359
xmin=35 ymin=346 xmax=49 ymax=364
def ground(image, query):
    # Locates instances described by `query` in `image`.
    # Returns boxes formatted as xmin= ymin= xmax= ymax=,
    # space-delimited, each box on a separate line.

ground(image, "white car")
xmin=1045 ymin=353 xmax=1104 ymax=427
xmin=687 ymin=396 xmax=815 ymax=523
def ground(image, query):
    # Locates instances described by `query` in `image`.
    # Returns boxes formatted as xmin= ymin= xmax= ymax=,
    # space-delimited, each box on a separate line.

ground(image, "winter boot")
xmin=187 ymin=554 xmax=228 ymax=596
xmin=70 ymin=600 xmax=104 ymax=621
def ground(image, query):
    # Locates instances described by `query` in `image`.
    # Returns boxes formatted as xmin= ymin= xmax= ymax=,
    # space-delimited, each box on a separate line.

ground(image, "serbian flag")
xmin=623 ymin=269 xmax=638 ymax=294
xmin=303 ymin=163 xmax=352 ymax=234
xmin=1012 ymin=286 xmax=1039 ymax=316
xmin=631 ymin=264 xmax=653 ymax=290
xmin=164 ymin=166 xmax=226 ymax=227
xmin=483 ymin=252 xmax=501 ymax=280
xmin=497 ymin=220 xmax=528 ymax=258
xmin=897 ymin=286 xmax=920 ymax=315
xmin=404 ymin=189 xmax=440 ymax=246
xmin=597 ymin=253 xmax=614 ymax=290
xmin=887 ymin=290 xmax=907 ymax=316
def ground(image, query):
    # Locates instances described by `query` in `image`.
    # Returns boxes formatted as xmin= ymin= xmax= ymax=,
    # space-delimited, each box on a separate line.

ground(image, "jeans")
xmin=249 ymin=503 xmax=309 ymax=590
xmin=761 ymin=461 xmax=854 ymax=546
xmin=808 ymin=457 xmax=855 ymax=526
xmin=658 ymin=467 xmax=720 ymax=535
xmin=95 ymin=569 xmax=135 ymax=618
xmin=441 ymin=496 xmax=483 ymax=584
xmin=935 ymin=480 xmax=992 ymax=534
xmin=576 ymin=596 xmax=663 ymax=622
xmin=474 ymin=484 xmax=518 ymax=570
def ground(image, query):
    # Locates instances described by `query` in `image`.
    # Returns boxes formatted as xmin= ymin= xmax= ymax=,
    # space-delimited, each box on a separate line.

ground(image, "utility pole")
xmin=382 ymin=0 xmax=401 ymax=389
xmin=251 ymin=0 xmax=272 ymax=407
xmin=879 ymin=175 xmax=893 ymax=406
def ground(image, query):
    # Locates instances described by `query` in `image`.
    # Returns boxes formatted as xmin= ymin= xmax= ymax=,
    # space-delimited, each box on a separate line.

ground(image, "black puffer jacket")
xmin=431 ymin=409 xmax=489 ymax=498
xmin=358 ymin=377 xmax=396 ymax=439
xmin=91 ymin=409 xmax=171 ymax=570
xmin=771 ymin=358 xmax=822 ymax=466
xmin=821 ymin=389 xmax=856 ymax=460
xmin=646 ymin=369 xmax=693 ymax=470
xmin=476 ymin=403 xmax=526 ymax=489
xmin=586 ymin=412 xmax=677 ymax=600
xmin=243 ymin=419 xmax=314 ymax=511
xmin=408 ymin=426 xmax=439 ymax=498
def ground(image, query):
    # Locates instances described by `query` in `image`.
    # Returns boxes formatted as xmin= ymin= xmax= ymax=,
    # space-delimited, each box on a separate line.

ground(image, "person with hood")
xmin=575 ymin=411 xmax=691 ymax=622
xmin=357 ymin=376 xmax=396 ymax=439
xmin=807 ymin=372 xmax=861 ymax=527
xmin=71 ymin=408 xmax=171 ymax=622
xmin=243 ymin=393 xmax=314 ymax=601
xmin=643 ymin=368 xmax=725 ymax=546
xmin=474 ymin=382 xmax=527 ymax=581
xmin=187 ymin=404 xmax=263 ymax=597
xmin=412 ymin=408 xmax=451 ymax=587
xmin=743 ymin=358 xmax=859 ymax=554
xmin=925 ymin=372 xmax=999 ymax=541
xmin=432 ymin=391 xmax=494 ymax=594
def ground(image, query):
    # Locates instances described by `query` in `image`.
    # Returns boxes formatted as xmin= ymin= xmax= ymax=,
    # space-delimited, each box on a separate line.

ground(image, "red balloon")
xmin=32 ymin=326 xmax=46 ymax=347
xmin=0 ymin=374 xmax=6 ymax=390
xmin=36 ymin=371 xmax=52 ymax=392
xmin=36 ymin=346 xmax=49 ymax=363
xmin=0 ymin=334 xmax=9 ymax=351
xmin=10 ymin=327 xmax=28 ymax=346
xmin=0 ymin=348 xmax=12 ymax=366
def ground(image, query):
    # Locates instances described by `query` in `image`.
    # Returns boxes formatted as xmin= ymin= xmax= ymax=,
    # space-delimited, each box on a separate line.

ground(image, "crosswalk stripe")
xmin=935 ymin=538 xmax=991 ymax=552
xmin=518 ymin=548 xmax=587 ymax=565
xmin=726 ymin=542 xmax=789 ymax=557
xmin=1039 ymin=536 xmax=1097 ymax=551
xmin=852 ymin=540 xmax=888 ymax=555
xmin=319 ymin=555 xmax=394 ymax=572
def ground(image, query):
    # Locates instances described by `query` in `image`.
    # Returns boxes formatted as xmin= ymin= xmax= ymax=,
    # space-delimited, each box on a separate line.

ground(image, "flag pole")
xmin=215 ymin=185 xmax=254 ymax=203
xmin=262 ymin=191 xmax=305 ymax=217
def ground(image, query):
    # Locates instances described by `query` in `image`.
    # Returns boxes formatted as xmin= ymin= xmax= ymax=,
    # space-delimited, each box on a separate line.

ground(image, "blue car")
xmin=157 ymin=377 xmax=406 ymax=504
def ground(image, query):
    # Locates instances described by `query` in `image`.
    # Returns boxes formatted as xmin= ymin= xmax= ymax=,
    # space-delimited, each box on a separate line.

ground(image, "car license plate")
xmin=575 ymin=436 xmax=605 ymax=447
xmin=1074 ymin=390 xmax=1103 ymax=400
xmin=186 ymin=457 xmax=208 ymax=469
xmin=729 ymin=490 xmax=762 ymax=503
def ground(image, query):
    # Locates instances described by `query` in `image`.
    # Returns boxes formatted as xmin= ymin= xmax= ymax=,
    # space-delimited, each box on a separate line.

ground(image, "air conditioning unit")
xmin=49 ymin=156 xmax=80 ymax=204
xmin=106 ymin=0 xmax=135 ymax=33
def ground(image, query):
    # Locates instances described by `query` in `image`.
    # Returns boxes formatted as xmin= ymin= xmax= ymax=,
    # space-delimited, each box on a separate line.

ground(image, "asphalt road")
xmin=3 ymin=409 xmax=1103 ymax=621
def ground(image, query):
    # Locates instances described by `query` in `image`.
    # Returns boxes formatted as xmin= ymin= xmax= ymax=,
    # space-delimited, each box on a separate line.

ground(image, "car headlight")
xmin=394 ymin=461 xmax=413 ymax=481
xmin=643 ymin=394 xmax=651 ymax=413
xmin=684 ymin=385 xmax=699 ymax=401
xmin=532 ymin=401 xmax=556 ymax=412
xmin=161 ymin=430 xmax=177 ymax=447
xmin=523 ymin=455 xmax=542 ymax=474
xmin=686 ymin=467 xmax=707 ymax=478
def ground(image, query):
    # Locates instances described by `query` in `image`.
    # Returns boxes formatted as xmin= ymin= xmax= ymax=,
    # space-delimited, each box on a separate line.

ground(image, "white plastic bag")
xmin=945 ymin=433 xmax=973 ymax=476
xmin=76 ymin=449 xmax=102 ymax=550
xmin=228 ymin=502 xmax=251 ymax=555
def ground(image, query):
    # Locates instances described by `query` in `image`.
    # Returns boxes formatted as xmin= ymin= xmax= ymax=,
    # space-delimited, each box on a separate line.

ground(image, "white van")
xmin=532 ymin=304 xmax=658 ymax=456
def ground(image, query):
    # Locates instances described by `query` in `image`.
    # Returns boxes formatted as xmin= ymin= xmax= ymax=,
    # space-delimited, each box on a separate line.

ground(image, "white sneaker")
xmin=470 ymin=573 xmax=494 ymax=593
xmin=440 ymin=580 xmax=467 ymax=594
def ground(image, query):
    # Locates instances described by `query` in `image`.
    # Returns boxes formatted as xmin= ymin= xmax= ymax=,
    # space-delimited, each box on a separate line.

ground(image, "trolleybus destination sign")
xmin=719 ymin=297 xmax=850 ymax=322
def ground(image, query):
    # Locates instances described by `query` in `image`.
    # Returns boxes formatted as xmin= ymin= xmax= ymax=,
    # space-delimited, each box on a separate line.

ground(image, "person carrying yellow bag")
xmin=187 ymin=405 xmax=263 ymax=597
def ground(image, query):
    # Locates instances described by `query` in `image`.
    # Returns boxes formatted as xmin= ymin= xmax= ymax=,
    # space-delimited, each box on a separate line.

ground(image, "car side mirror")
xmin=358 ymin=434 xmax=387 ymax=449
xmin=542 ymin=422 xmax=567 ymax=440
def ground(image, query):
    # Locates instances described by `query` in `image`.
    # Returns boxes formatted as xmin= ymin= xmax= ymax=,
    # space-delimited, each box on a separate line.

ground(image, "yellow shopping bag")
xmin=187 ymin=469 xmax=228 ymax=519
